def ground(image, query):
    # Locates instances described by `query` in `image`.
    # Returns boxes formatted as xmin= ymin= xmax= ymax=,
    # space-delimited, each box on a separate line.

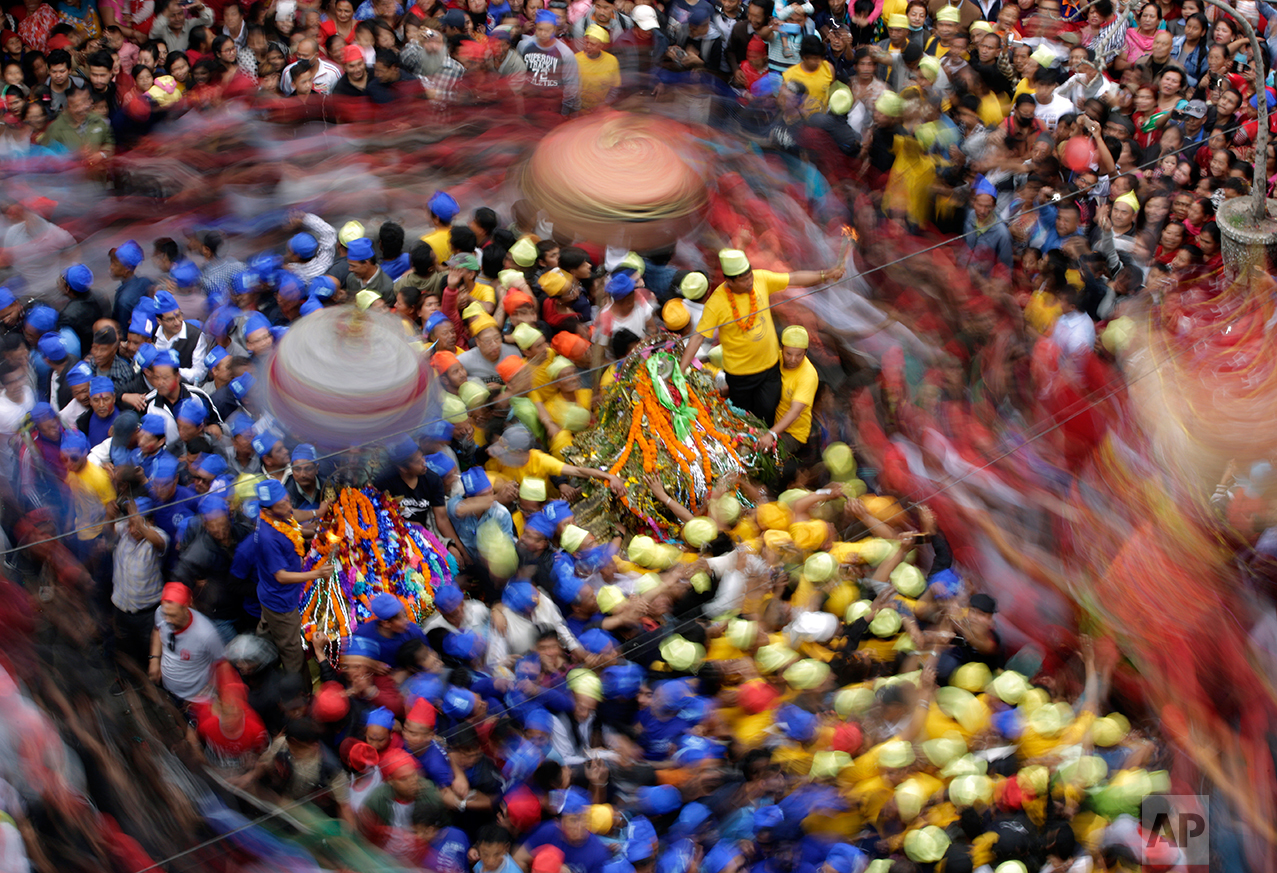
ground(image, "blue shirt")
xmin=230 ymin=534 xmax=262 ymax=617
xmin=254 ymin=517 xmax=305 ymax=613
xmin=383 ymin=253 xmax=411 ymax=280
xmin=352 ymin=618 xmax=429 ymax=666
xmin=474 ymin=856 xmax=522 ymax=873
xmin=412 ymin=740 xmax=456 ymax=789
xmin=636 ymin=710 xmax=692 ymax=761
xmin=524 ymin=822 xmax=611 ymax=873
xmin=87 ymin=409 xmax=118 ymax=448
xmin=113 ymin=274 xmax=155 ymax=328
xmin=426 ymin=827 xmax=471 ymax=873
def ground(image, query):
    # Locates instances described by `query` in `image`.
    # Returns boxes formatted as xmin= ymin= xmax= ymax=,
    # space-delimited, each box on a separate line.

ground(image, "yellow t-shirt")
xmin=471 ymin=281 xmax=496 ymax=306
xmin=777 ymin=356 xmax=818 ymax=443
xmin=420 ymin=227 xmax=452 ymax=265
xmin=697 ymin=270 xmax=788 ymax=376
xmin=68 ymin=462 xmax=117 ymax=541
xmin=485 ymin=449 xmax=566 ymax=488
xmin=782 ymin=61 xmax=835 ymax=114
xmin=978 ymin=90 xmax=1006 ymax=126
xmin=574 ymin=50 xmax=621 ymax=110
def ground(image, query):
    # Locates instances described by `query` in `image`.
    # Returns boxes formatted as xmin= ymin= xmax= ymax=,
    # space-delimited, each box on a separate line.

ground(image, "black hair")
xmin=374 ymin=47 xmax=400 ymax=68
xmin=472 ymin=206 xmax=498 ymax=235
xmin=46 ymin=49 xmax=72 ymax=68
xmin=452 ymin=724 xmax=480 ymax=749
xmin=86 ymin=50 xmax=114 ymax=71
xmin=410 ymin=242 xmax=437 ymax=276
xmin=799 ymin=34 xmax=824 ymax=58
xmin=396 ymin=638 xmax=428 ymax=669
xmin=1014 ymin=92 xmax=1036 ymax=107
xmin=535 ymin=625 xmax=560 ymax=645
xmin=398 ymin=283 xmax=423 ymax=312
xmin=379 ymin=221 xmax=405 ymax=259
xmin=154 ymin=237 xmax=180 ymax=262
xmin=610 ymin=328 xmax=640 ymax=361
xmin=558 ymin=245 xmax=590 ymax=272
xmin=481 ymin=244 xmax=505 ymax=280
xmin=450 ymin=225 xmax=478 ymax=254
xmin=285 ymin=717 xmax=323 ymax=743
xmin=477 ymin=824 xmax=513 ymax=847
xmin=852 ymin=0 xmax=872 ymax=13
xmin=412 ymin=799 xmax=450 ymax=828
xmin=535 ymin=239 xmax=559 ymax=262
xmin=1094 ymin=0 xmax=1113 ymax=14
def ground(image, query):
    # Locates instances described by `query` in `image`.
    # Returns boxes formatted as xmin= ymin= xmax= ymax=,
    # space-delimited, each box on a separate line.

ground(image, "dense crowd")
xmin=0 ymin=0 xmax=1273 ymax=867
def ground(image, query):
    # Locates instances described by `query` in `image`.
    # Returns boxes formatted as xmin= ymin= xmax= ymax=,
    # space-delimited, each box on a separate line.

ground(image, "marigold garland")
xmin=726 ymin=286 xmax=760 ymax=331
xmin=262 ymin=512 xmax=305 ymax=557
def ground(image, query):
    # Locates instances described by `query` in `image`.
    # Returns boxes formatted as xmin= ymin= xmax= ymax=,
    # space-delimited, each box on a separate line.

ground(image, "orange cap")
xmin=497 ymin=355 xmax=525 ymax=384
xmin=551 ymin=331 xmax=591 ymax=363
xmin=431 ymin=350 xmax=460 ymax=375
xmin=503 ymin=290 xmax=536 ymax=316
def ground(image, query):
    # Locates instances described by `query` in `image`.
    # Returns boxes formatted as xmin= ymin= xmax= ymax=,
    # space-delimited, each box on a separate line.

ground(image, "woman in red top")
xmin=317 ymin=0 xmax=356 ymax=46
xmin=1154 ymin=219 xmax=1186 ymax=263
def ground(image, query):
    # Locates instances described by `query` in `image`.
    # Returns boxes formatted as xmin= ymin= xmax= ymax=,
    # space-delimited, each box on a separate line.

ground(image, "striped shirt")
xmin=111 ymin=520 xmax=169 ymax=612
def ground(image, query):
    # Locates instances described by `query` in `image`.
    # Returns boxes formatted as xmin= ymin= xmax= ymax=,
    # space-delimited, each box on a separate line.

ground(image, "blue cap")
xmin=672 ymin=801 xmax=711 ymax=836
xmin=299 ymin=296 xmax=323 ymax=317
xmin=135 ymin=344 xmax=158 ymax=369
xmin=371 ymin=592 xmax=404 ymax=619
xmin=170 ymin=259 xmax=201 ymax=288
xmin=291 ymin=443 xmax=316 ymax=462
xmin=388 ymin=434 xmax=420 ymax=465
xmin=502 ymin=737 xmax=545 ymax=782
xmin=703 ymin=844 xmax=742 ymax=873
xmin=502 ymin=581 xmax=537 ymax=615
xmin=65 ymin=362 xmax=93 ymax=386
xmin=135 ymin=296 xmax=158 ymax=320
xmin=424 ymin=451 xmax=456 ymax=477
xmin=637 ymin=785 xmax=682 ymax=816
xmin=606 ymin=272 xmax=635 ymax=298
xmin=424 ymin=311 xmax=449 ymax=335
xmin=175 ymin=398 xmax=207 ymax=425
xmin=30 ymin=402 xmax=56 ymax=424
xmin=289 ymin=232 xmax=318 ymax=259
xmin=89 ymin=376 xmax=114 ymax=396
xmin=133 ymin=495 xmax=155 ymax=515
xmin=776 ymin=704 xmax=816 ymax=743
xmin=347 ymin=237 xmax=375 ymax=262
xmin=559 ymin=786 xmax=591 ymax=816
xmin=443 ymin=630 xmax=483 ymax=661
xmin=309 ymin=275 xmax=337 ymax=299
xmin=256 ymin=478 xmax=288 ymax=506
xmin=405 ymin=671 xmax=445 ymax=705
xmin=991 ymin=707 xmax=1024 ymax=738
xmin=754 ymin=805 xmax=784 ymax=831
xmin=193 ymin=453 xmax=228 ymax=477
xmin=366 ymin=706 xmax=395 ymax=730
xmin=434 ymin=584 xmax=463 ymax=613
xmin=626 ymin=817 xmax=658 ymax=862
xmin=149 ymin=451 xmax=179 ymax=483
xmin=230 ymin=271 xmax=261 ymax=296
xmin=204 ymin=345 xmax=229 ymax=370
xmin=24 ymin=304 xmax=56 ymax=333
xmin=928 ymin=568 xmax=962 ymax=599
xmin=535 ymin=9 xmax=556 ymax=23
xmin=154 ymin=290 xmax=179 ymax=314
xmin=524 ymin=707 xmax=556 ymax=734
xmin=441 ymin=686 xmax=476 ymax=720
xmin=824 ymin=845 xmax=865 ymax=873
xmin=554 ymin=565 xmax=587 ymax=607
xmin=248 ymin=252 xmax=282 ymax=279
xmin=269 ymin=325 xmax=288 ymax=343
xmin=429 ymin=191 xmax=460 ymax=222
xmin=525 ymin=511 xmax=556 ymax=538
xmin=673 ymin=735 xmax=720 ymax=767
xmin=139 ymin=413 xmax=167 ymax=436
xmin=420 ymin=420 xmax=454 ymax=443
xmin=687 ymin=2 xmax=710 ymax=24
xmin=252 ymin=432 xmax=282 ymax=458
xmin=277 ymin=271 xmax=304 ymax=303
xmin=603 ymin=663 xmax=643 ymax=699
xmin=243 ymin=311 xmax=272 ymax=337
xmin=0 ymin=287 xmax=13 ymax=309
xmin=37 ymin=332 xmax=66 ymax=362
xmin=63 ymin=263 xmax=93 ymax=293
xmin=657 ymin=840 xmax=694 ymax=873
xmin=461 ymin=467 xmax=490 ymax=497
xmin=230 ymin=372 xmax=256 ymax=400
xmin=604 ymin=860 xmax=637 ymax=873
xmin=972 ymin=174 xmax=997 ymax=200
xmin=206 ymin=305 xmax=240 ymax=338
xmin=113 ymin=239 xmax=144 ymax=269
xmin=345 ymin=634 xmax=382 ymax=660
xmin=579 ymin=628 xmax=617 ymax=655
xmin=678 ymin=695 xmax=711 ymax=726
xmin=198 ymin=493 xmax=229 ymax=517
xmin=153 ymin=349 xmax=180 ymax=370
xmin=230 ymin=414 xmax=255 ymax=437
xmin=542 ymin=500 xmax=573 ymax=526
xmin=61 ymin=429 xmax=89 ymax=454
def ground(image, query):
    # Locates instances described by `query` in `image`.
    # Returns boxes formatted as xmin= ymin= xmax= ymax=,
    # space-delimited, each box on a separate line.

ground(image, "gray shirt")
xmin=345 ymin=266 xmax=395 ymax=303
xmin=155 ymin=606 xmax=225 ymax=702
xmin=459 ymin=344 xmax=521 ymax=386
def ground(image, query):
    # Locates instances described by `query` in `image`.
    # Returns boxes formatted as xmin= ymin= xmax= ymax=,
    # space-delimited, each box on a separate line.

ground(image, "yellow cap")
xmin=921 ymin=731 xmax=967 ymax=767
xmin=707 ymin=345 xmax=723 ymax=367
xmin=904 ymin=826 xmax=950 ymax=864
xmin=878 ymin=739 xmax=915 ymax=769
xmin=783 ymin=658 xmax=830 ymax=690
xmin=988 ymin=670 xmax=1029 ymax=705
xmin=995 ymin=863 xmax=1028 ymax=873
xmin=682 ymin=517 xmax=718 ymax=549
xmin=680 ymin=271 xmax=709 ymax=300
xmin=458 ymin=380 xmax=489 ymax=410
xmin=339 ymin=220 xmax=365 ymax=246
xmin=619 ymin=251 xmax=645 ymax=278
xmin=803 ymin=551 xmax=836 ymax=582
xmin=355 ymin=289 xmax=381 ymax=311
xmin=950 ymin=662 xmax=992 ymax=693
xmin=442 ymin=394 xmax=469 ymax=424
xmin=546 ymin=355 xmax=574 ymax=380
xmin=596 ymin=584 xmax=626 ymax=614
xmin=949 ymin=774 xmax=994 ymax=808
xmin=509 ymin=237 xmax=538 ymax=268
xmin=660 ymin=635 xmax=705 ymax=672
xmin=755 ymin=642 xmax=798 ymax=675
xmin=1028 ymin=702 xmax=1073 ymax=737
xmin=940 ymin=753 xmax=988 ymax=779
xmin=809 ymin=750 xmax=851 ymax=779
xmin=560 ymin=524 xmax=589 ymax=554
xmin=498 ymin=268 xmax=525 ymax=288
xmin=462 ymin=301 xmax=487 ymax=321
xmin=469 ymin=314 xmax=499 ymax=337
xmin=868 ymin=609 xmax=902 ymax=637
xmin=719 ymin=248 xmax=750 ymax=277
xmin=662 ymin=299 xmax=690 ymax=330
xmin=636 ymin=572 xmax=662 ymax=594
xmin=1059 ymin=756 xmax=1108 ymax=788
xmin=828 ymin=88 xmax=852 ymax=115
xmin=887 ymin=13 xmax=908 ymax=27
xmin=762 ymin=529 xmax=795 ymax=551
xmin=562 ymin=404 xmax=590 ymax=432
xmin=895 ymin=778 xmax=928 ymax=821
xmin=834 ymin=685 xmax=875 ymax=718
xmin=757 ymin=501 xmax=794 ymax=531
xmin=936 ymin=5 xmax=961 ymax=22
xmin=538 ymin=267 xmax=570 ymax=297
xmin=1102 ymin=315 xmax=1135 ymax=355
xmin=781 ymin=325 xmax=809 ymax=349
xmin=1019 ymin=764 xmax=1049 ymax=797
xmin=890 ymin=562 xmax=926 ymax=597
xmin=511 ymin=322 xmax=542 ymax=351
xmin=876 ymin=91 xmax=903 ymax=117
xmin=519 ymin=477 xmax=547 ymax=501
xmin=823 ymin=442 xmax=856 ymax=479
xmin=711 ymin=493 xmax=741 ymax=525
xmin=1092 ymin=713 xmax=1131 ymax=747
xmin=845 ymin=600 xmax=872 ymax=624
xmin=587 ymin=803 xmax=614 ymax=834
xmin=1115 ymin=190 xmax=1141 ymax=212
xmin=569 ymin=667 xmax=604 ymax=701
xmin=584 ymin=22 xmax=610 ymax=42
xmin=726 ymin=618 xmax=758 ymax=650
xmin=969 ymin=19 xmax=993 ymax=33
xmin=1030 ymin=45 xmax=1057 ymax=68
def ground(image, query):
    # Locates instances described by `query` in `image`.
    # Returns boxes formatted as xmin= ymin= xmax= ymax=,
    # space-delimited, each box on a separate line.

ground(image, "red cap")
xmin=736 ymin=679 xmax=779 ymax=715
xmin=347 ymin=741 xmax=380 ymax=772
xmin=503 ymin=291 xmax=535 ymax=316
xmin=551 ymin=332 xmax=590 ymax=363
xmin=496 ymin=355 xmax=525 ymax=384
xmin=342 ymin=44 xmax=365 ymax=64
xmin=431 ymin=350 xmax=460 ymax=375
xmin=161 ymin=582 xmax=192 ymax=605
xmin=532 ymin=845 xmax=565 ymax=873
xmin=22 ymin=197 xmax=57 ymax=220
xmin=46 ymin=34 xmax=71 ymax=50
xmin=503 ymin=784 xmax=542 ymax=833
xmin=312 ymin=681 xmax=351 ymax=723
xmin=456 ymin=39 xmax=487 ymax=62
xmin=380 ymin=748 xmax=420 ymax=779
xmin=406 ymin=697 xmax=437 ymax=729
xmin=830 ymin=722 xmax=863 ymax=755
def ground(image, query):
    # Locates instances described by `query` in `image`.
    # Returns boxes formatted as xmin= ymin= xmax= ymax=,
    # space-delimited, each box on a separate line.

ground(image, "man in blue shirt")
xmin=253 ymin=478 xmax=332 ymax=683
xmin=1031 ymin=200 xmax=1084 ymax=254
xmin=515 ymin=787 xmax=610 ymax=873
xmin=109 ymin=239 xmax=154 ymax=328
xmin=353 ymin=592 xmax=430 ymax=667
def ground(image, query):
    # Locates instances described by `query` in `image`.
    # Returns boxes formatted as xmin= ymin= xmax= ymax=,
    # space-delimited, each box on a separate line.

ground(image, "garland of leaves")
xmin=564 ymin=334 xmax=783 ymax=541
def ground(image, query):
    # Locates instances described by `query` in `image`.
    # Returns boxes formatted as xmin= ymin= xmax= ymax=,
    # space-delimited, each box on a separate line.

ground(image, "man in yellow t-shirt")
xmin=783 ymin=36 xmax=835 ymax=114
xmin=62 ymin=429 xmax=117 ymax=548
xmin=681 ymin=249 xmax=844 ymax=426
xmin=764 ymin=325 xmax=819 ymax=455
xmin=575 ymin=24 xmax=620 ymax=111
xmin=420 ymin=190 xmax=459 ymax=265
xmin=484 ymin=423 xmax=623 ymax=502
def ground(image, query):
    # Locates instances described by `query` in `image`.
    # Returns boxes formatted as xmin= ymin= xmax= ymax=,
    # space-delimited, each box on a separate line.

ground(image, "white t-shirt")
xmin=0 ymin=386 xmax=34 ymax=435
xmin=1052 ymin=310 xmax=1096 ymax=359
xmin=155 ymin=607 xmax=225 ymax=703
xmin=1033 ymin=91 xmax=1076 ymax=132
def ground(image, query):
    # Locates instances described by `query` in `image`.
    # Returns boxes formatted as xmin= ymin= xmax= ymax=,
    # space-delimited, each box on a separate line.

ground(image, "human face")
xmin=292 ymin=457 xmax=317 ymax=488
xmin=561 ymin=812 xmax=589 ymax=846
xmin=1172 ymin=162 xmax=1193 ymax=187
xmin=177 ymin=419 xmax=201 ymax=445
xmin=402 ymin=719 xmax=433 ymax=754
xmin=218 ymin=39 xmax=239 ymax=64
xmin=374 ymin=59 xmax=398 ymax=82
xmin=726 ymin=269 xmax=753 ymax=294
xmin=593 ymin=0 xmax=614 ymax=25
xmin=3 ymin=368 xmax=26 ymax=402
xmin=135 ymin=67 xmax=154 ymax=91
xmin=1217 ymin=90 xmax=1240 ymax=118
xmin=1158 ymin=68 xmax=1181 ymax=97
xmin=1184 ymin=15 xmax=1203 ymax=41
xmin=169 ymin=55 xmax=190 ymax=82
xmin=1172 ymin=191 xmax=1193 ymax=218
xmin=1134 ymin=86 xmax=1154 ymax=112
xmin=246 ymin=326 xmax=274 ymax=356
xmin=66 ymin=89 xmax=91 ymax=122
xmin=906 ymin=4 xmax=926 ymax=27
xmin=855 ymin=53 xmax=875 ymax=79
xmin=152 ymin=364 xmax=181 ymax=400
xmin=88 ymin=63 xmax=112 ymax=90
xmin=267 ymin=493 xmax=294 ymax=519
xmin=1209 ymin=148 xmax=1229 ymax=178
xmin=1055 ymin=209 xmax=1078 ymax=237
xmin=345 ymin=56 xmax=367 ymax=80
xmin=1159 ymin=222 xmax=1184 ymax=250
xmin=979 ymin=34 xmax=1001 ymax=63
xmin=294 ymin=68 xmax=315 ymax=94
xmin=49 ymin=63 xmax=70 ymax=87
xmin=781 ymin=345 xmax=806 ymax=369
xmin=535 ymin=20 xmax=555 ymax=43
xmin=1138 ymin=3 xmax=1158 ymax=31
xmin=478 ymin=842 xmax=509 ymax=873
xmin=160 ymin=601 xmax=189 ymax=626
xmin=476 ymin=327 xmax=502 ymax=361
xmin=335 ymin=0 xmax=353 ymax=21
xmin=387 ymin=767 xmax=419 ymax=799
xmin=1152 ymin=30 xmax=1172 ymax=60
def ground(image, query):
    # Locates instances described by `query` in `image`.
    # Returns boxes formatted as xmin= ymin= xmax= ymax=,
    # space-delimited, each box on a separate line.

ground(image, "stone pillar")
xmin=1217 ymin=197 xmax=1277 ymax=283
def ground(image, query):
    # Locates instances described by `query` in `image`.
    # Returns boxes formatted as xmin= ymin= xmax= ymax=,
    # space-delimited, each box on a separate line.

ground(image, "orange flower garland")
xmin=726 ymin=286 xmax=759 ymax=331
xmin=262 ymin=513 xmax=305 ymax=556
xmin=341 ymin=489 xmax=379 ymax=540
